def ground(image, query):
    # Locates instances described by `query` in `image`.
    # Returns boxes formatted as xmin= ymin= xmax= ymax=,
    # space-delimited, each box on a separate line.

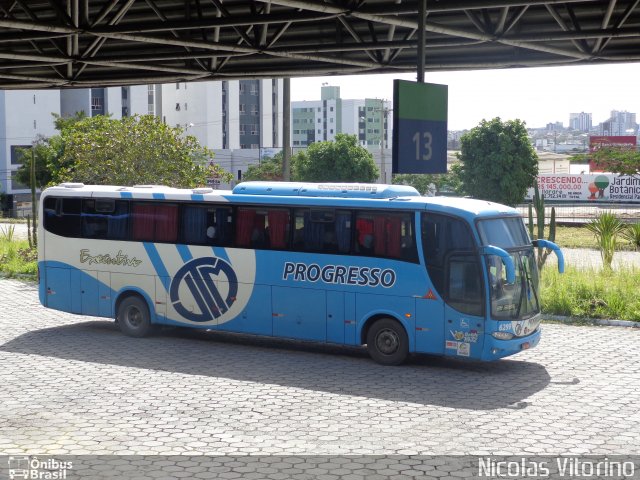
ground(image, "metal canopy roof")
xmin=1 ymin=0 xmax=639 ymax=89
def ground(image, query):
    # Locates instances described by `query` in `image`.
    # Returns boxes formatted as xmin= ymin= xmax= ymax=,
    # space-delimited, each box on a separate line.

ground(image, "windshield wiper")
xmin=523 ymin=255 xmax=540 ymax=312
xmin=513 ymin=255 xmax=526 ymax=320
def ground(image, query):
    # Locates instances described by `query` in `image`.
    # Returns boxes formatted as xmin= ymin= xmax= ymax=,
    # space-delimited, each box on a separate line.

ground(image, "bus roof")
xmin=42 ymin=182 xmax=520 ymax=219
xmin=232 ymin=181 xmax=420 ymax=199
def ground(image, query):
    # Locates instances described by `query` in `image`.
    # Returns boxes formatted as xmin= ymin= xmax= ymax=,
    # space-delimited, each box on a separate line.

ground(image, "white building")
xmin=160 ymin=79 xmax=283 ymax=153
xmin=292 ymin=85 xmax=392 ymax=149
xmin=0 ymin=90 xmax=60 ymax=200
xmin=569 ymin=112 xmax=592 ymax=132
xmin=0 ymin=80 xmax=284 ymax=207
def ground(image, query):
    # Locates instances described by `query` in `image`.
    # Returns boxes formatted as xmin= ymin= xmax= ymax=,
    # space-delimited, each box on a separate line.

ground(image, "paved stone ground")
xmin=0 ymin=277 xmax=639 ymax=461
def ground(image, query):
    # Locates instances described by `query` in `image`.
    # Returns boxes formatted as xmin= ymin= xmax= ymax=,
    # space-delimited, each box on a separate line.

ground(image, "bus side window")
xmin=355 ymin=215 xmax=374 ymax=255
xmin=235 ymin=208 xmax=256 ymax=247
xmin=182 ymin=205 xmax=208 ymax=244
xmin=267 ymin=209 xmax=289 ymax=250
xmin=43 ymin=197 xmax=81 ymax=238
xmin=132 ymin=203 xmax=178 ymax=243
xmin=447 ymin=255 xmax=483 ymax=316
xmin=422 ymin=213 xmax=476 ymax=301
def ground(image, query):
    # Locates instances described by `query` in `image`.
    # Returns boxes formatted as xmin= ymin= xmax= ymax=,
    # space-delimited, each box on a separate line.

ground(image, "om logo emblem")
xmin=170 ymin=257 xmax=238 ymax=322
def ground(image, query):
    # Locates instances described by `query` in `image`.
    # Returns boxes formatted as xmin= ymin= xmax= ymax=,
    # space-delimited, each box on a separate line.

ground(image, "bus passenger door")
xmin=272 ymin=286 xmax=326 ymax=342
xmin=415 ymin=295 xmax=445 ymax=355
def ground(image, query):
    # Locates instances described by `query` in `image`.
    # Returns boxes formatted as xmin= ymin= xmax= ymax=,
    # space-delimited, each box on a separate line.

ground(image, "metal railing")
xmin=516 ymin=202 xmax=640 ymax=224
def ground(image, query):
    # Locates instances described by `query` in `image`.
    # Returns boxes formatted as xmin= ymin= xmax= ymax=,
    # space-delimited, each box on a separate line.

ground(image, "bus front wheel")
xmin=366 ymin=318 xmax=409 ymax=366
xmin=117 ymin=296 xmax=153 ymax=338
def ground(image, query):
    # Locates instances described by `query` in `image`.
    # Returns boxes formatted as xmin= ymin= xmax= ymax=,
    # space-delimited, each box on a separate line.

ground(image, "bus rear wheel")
xmin=117 ymin=296 xmax=154 ymax=338
xmin=366 ymin=318 xmax=409 ymax=366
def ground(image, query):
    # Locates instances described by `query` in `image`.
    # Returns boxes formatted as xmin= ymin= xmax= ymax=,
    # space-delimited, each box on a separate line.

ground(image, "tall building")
xmin=160 ymin=79 xmax=283 ymax=151
xmin=599 ymin=110 xmax=637 ymax=136
xmin=569 ymin=112 xmax=592 ymax=132
xmin=292 ymin=85 xmax=391 ymax=149
xmin=1 ymin=80 xmax=283 ymax=205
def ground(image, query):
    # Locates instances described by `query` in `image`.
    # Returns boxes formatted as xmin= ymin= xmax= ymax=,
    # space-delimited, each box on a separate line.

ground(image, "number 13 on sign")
xmin=413 ymin=131 xmax=433 ymax=161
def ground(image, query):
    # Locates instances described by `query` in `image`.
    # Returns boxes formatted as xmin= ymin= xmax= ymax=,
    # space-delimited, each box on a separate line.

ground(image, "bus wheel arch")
xmin=362 ymin=315 xmax=409 ymax=366
xmin=115 ymin=291 xmax=155 ymax=338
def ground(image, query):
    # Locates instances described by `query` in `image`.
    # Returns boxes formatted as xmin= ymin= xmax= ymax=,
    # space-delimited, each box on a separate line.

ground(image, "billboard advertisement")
xmin=589 ymin=135 xmax=637 ymax=172
xmin=526 ymin=174 xmax=640 ymax=202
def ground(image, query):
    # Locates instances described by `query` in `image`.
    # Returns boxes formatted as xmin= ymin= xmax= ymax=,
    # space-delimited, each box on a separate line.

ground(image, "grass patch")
xmin=541 ymin=266 xmax=640 ymax=322
xmin=0 ymin=217 xmax=28 ymax=224
xmin=554 ymin=225 xmax=636 ymax=250
xmin=0 ymin=238 xmax=37 ymax=278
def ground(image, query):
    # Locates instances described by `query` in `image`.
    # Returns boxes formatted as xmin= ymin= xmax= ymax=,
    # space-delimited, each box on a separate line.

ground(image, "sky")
xmin=291 ymin=63 xmax=640 ymax=131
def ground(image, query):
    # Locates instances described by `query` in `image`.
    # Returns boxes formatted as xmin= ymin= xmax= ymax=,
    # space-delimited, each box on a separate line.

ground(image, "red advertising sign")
xmin=589 ymin=135 xmax=637 ymax=172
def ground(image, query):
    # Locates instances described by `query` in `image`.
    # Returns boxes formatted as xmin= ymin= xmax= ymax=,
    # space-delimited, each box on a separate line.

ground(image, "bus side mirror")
xmin=533 ymin=239 xmax=565 ymax=273
xmin=479 ymin=245 xmax=516 ymax=284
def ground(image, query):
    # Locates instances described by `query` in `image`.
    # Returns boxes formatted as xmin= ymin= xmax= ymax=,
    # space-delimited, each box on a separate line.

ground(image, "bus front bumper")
xmin=481 ymin=328 xmax=542 ymax=361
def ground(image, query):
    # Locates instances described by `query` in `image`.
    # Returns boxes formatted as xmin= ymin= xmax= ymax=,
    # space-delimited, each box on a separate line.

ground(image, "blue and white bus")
xmin=38 ymin=181 xmax=564 ymax=365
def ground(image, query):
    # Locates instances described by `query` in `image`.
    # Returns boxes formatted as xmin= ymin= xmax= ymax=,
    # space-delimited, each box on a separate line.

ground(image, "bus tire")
xmin=117 ymin=296 xmax=154 ymax=338
xmin=366 ymin=318 xmax=409 ymax=366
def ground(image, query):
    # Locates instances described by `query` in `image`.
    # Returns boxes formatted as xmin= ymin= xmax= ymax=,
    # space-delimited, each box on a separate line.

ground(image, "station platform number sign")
xmin=392 ymin=79 xmax=448 ymax=175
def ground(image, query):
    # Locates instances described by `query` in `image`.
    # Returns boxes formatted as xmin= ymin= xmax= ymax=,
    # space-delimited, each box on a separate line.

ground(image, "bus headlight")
xmin=492 ymin=331 xmax=514 ymax=340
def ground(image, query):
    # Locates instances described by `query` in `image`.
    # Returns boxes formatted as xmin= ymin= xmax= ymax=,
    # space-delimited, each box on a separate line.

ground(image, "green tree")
xmin=457 ymin=118 xmax=538 ymax=206
xmin=294 ymin=134 xmax=379 ymax=182
xmin=588 ymin=146 xmax=640 ymax=178
xmin=52 ymin=114 xmax=230 ymax=187
xmin=392 ymin=171 xmax=463 ymax=196
xmin=15 ymin=135 xmax=59 ymax=189
xmin=243 ymin=152 xmax=290 ymax=181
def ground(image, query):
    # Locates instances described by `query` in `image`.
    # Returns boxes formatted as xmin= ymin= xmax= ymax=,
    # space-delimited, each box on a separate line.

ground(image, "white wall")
xmin=104 ymin=87 xmax=123 ymax=119
xmin=61 ymin=89 xmax=90 ymax=117
xmin=2 ymin=90 xmax=60 ymax=193
xmin=129 ymin=85 xmax=152 ymax=116
xmin=227 ymin=81 xmax=240 ymax=150
xmin=260 ymin=80 xmax=273 ymax=148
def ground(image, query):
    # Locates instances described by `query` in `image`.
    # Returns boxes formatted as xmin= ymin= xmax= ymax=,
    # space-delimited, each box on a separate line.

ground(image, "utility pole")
xmin=282 ymin=78 xmax=291 ymax=181
xmin=379 ymin=101 xmax=387 ymax=184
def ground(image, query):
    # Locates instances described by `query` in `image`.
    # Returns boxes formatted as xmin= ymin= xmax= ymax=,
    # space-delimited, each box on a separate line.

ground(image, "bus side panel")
xmin=344 ymin=293 xmax=357 ymax=345
xmin=414 ymin=297 xmax=445 ymax=355
xmin=98 ymin=271 xmax=112 ymax=317
xmin=154 ymin=276 xmax=167 ymax=321
xmin=355 ymin=293 xmax=415 ymax=351
xmin=326 ymin=291 xmax=344 ymax=344
xmin=44 ymin=267 xmax=71 ymax=312
xmin=70 ymin=269 xmax=82 ymax=314
xmin=233 ymin=283 xmax=272 ymax=336
xmin=80 ymin=270 xmax=100 ymax=317
xmin=272 ymin=286 xmax=326 ymax=342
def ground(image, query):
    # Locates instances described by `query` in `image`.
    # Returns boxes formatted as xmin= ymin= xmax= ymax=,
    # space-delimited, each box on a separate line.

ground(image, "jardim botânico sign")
xmin=526 ymin=174 xmax=640 ymax=202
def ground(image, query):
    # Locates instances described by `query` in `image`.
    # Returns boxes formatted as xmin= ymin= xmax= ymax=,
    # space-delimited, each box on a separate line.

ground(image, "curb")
xmin=542 ymin=314 xmax=640 ymax=328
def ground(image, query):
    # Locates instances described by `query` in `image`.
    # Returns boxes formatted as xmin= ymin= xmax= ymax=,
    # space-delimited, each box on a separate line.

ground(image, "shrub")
xmin=584 ymin=212 xmax=626 ymax=270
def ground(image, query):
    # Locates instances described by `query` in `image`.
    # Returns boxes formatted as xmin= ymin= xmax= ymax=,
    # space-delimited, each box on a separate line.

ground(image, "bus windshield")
xmin=477 ymin=217 xmax=540 ymax=320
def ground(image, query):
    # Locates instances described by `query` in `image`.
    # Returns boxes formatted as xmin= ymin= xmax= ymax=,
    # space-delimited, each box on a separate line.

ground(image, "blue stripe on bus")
xmin=213 ymin=247 xmax=230 ymax=263
xmin=143 ymin=242 xmax=170 ymax=291
xmin=120 ymin=192 xmax=133 ymax=198
xmin=153 ymin=193 xmax=165 ymax=200
xmin=176 ymin=244 xmax=193 ymax=262
xmin=191 ymin=194 xmax=204 ymax=201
